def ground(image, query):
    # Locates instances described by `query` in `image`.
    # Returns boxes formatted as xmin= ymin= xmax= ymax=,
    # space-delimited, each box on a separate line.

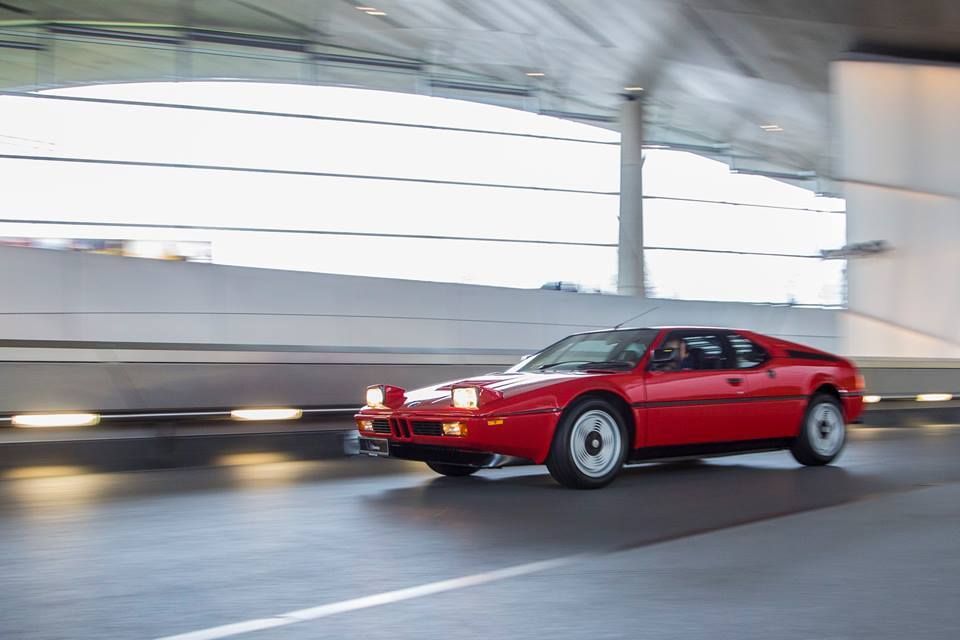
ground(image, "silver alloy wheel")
xmin=807 ymin=401 xmax=845 ymax=457
xmin=570 ymin=409 xmax=622 ymax=478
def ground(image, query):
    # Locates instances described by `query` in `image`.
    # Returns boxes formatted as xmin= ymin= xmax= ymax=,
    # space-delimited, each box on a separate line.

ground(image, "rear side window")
xmin=727 ymin=333 xmax=769 ymax=369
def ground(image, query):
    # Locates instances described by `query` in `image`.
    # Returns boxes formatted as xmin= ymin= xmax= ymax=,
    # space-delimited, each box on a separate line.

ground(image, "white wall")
xmin=834 ymin=58 xmax=960 ymax=359
xmin=0 ymin=245 xmax=838 ymax=412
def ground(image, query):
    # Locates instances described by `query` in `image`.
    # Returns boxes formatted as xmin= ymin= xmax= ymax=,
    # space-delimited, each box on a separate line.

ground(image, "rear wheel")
xmin=426 ymin=461 xmax=479 ymax=477
xmin=791 ymin=394 xmax=846 ymax=466
xmin=547 ymin=398 xmax=627 ymax=489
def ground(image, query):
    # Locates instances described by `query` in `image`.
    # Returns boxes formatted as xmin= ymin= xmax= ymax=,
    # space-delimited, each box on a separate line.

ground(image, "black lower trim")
xmin=631 ymin=394 xmax=807 ymax=409
xmin=628 ymin=438 xmax=794 ymax=463
xmin=384 ymin=442 xmax=525 ymax=468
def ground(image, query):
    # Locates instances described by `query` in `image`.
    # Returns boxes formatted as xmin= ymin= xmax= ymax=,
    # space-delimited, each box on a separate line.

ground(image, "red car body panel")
xmin=356 ymin=327 xmax=865 ymax=465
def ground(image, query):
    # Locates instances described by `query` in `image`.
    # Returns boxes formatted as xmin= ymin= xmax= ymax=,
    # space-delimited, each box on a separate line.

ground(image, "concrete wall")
xmin=0 ymin=245 xmax=838 ymax=413
xmin=833 ymin=57 xmax=960 ymax=360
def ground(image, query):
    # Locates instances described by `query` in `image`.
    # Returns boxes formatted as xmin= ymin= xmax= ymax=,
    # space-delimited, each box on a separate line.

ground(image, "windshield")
xmin=509 ymin=329 xmax=659 ymax=373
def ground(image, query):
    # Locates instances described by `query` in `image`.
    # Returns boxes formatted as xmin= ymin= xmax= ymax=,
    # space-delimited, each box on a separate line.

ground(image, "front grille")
xmin=371 ymin=419 xmax=391 ymax=434
xmin=411 ymin=421 xmax=443 ymax=436
xmin=391 ymin=417 xmax=411 ymax=438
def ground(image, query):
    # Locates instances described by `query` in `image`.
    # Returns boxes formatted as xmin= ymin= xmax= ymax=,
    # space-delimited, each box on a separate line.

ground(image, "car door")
xmin=643 ymin=330 xmax=750 ymax=447
xmin=726 ymin=331 xmax=807 ymax=439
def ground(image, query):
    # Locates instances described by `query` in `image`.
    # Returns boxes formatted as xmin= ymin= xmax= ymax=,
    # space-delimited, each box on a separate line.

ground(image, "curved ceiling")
xmin=2 ymin=0 xmax=960 ymax=183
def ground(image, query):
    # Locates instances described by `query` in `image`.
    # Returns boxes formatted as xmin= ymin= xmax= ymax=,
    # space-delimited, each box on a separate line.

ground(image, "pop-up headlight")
xmin=451 ymin=387 xmax=479 ymax=409
xmin=365 ymin=384 xmax=406 ymax=409
xmin=450 ymin=386 xmax=503 ymax=410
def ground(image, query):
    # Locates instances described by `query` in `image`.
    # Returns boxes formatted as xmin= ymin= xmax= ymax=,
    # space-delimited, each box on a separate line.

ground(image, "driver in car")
xmin=661 ymin=338 xmax=695 ymax=371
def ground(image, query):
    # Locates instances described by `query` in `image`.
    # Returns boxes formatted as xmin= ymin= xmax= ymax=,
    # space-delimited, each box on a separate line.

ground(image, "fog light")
xmin=357 ymin=419 xmax=374 ymax=432
xmin=12 ymin=413 xmax=100 ymax=428
xmin=863 ymin=395 xmax=882 ymax=404
xmin=916 ymin=393 xmax=953 ymax=402
xmin=442 ymin=422 xmax=467 ymax=437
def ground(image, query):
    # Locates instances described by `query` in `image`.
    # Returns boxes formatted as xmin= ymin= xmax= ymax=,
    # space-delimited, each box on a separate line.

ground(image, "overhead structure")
xmin=2 ymin=1 xmax=960 ymax=180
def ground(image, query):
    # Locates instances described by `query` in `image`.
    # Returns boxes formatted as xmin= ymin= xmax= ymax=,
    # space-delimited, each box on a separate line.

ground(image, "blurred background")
xmin=0 ymin=2 xmax=958 ymax=639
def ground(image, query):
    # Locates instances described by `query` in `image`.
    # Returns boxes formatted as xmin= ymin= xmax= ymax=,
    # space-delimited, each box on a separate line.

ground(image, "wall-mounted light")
xmin=916 ymin=393 xmax=953 ymax=402
xmin=863 ymin=395 xmax=882 ymax=404
xmin=12 ymin=413 xmax=100 ymax=428
xmin=820 ymin=241 xmax=891 ymax=259
xmin=230 ymin=408 xmax=303 ymax=421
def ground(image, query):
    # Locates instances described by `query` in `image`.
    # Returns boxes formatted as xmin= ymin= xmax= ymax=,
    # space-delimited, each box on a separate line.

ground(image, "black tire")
xmin=546 ymin=397 xmax=628 ymax=489
xmin=790 ymin=393 xmax=846 ymax=466
xmin=426 ymin=461 xmax=479 ymax=477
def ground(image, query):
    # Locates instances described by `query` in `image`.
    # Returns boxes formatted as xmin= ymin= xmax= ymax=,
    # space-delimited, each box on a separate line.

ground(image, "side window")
xmin=656 ymin=333 xmax=731 ymax=371
xmin=727 ymin=333 xmax=769 ymax=369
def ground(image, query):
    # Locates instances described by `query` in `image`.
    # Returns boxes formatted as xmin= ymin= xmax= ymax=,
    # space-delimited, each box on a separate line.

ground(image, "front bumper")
xmin=354 ymin=410 xmax=558 ymax=464
xmin=358 ymin=437 xmax=517 ymax=467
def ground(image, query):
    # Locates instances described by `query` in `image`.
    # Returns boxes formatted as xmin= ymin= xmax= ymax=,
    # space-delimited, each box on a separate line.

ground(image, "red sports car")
xmin=355 ymin=327 xmax=865 ymax=489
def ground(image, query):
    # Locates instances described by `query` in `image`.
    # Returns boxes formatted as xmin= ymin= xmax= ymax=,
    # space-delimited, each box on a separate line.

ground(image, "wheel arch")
xmin=809 ymin=381 xmax=844 ymax=419
xmin=561 ymin=390 xmax=636 ymax=448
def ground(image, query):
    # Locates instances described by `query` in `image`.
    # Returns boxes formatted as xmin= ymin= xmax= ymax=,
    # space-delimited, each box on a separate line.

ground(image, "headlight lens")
xmin=357 ymin=419 xmax=375 ymax=431
xmin=365 ymin=386 xmax=385 ymax=407
xmin=451 ymin=387 xmax=479 ymax=409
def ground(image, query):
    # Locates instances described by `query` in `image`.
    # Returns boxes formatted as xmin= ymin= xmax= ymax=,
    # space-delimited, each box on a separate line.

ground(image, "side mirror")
xmin=651 ymin=348 xmax=676 ymax=363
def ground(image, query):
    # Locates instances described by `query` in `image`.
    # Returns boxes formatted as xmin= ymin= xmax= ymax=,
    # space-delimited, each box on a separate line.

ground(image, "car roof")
xmin=578 ymin=326 xmax=746 ymax=334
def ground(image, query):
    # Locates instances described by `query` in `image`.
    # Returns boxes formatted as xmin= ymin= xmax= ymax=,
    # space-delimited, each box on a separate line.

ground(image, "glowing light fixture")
xmin=230 ymin=408 xmax=302 ymax=421
xmin=863 ymin=395 xmax=882 ymax=404
xmin=365 ymin=10 xmax=387 ymax=16
xmin=355 ymin=6 xmax=377 ymax=10
xmin=442 ymin=422 xmax=467 ymax=437
xmin=760 ymin=124 xmax=783 ymax=131
xmin=916 ymin=393 xmax=953 ymax=402
xmin=366 ymin=386 xmax=386 ymax=408
xmin=451 ymin=387 xmax=479 ymax=409
xmin=623 ymin=86 xmax=644 ymax=91
xmin=525 ymin=71 xmax=545 ymax=77
xmin=12 ymin=413 xmax=100 ymax=428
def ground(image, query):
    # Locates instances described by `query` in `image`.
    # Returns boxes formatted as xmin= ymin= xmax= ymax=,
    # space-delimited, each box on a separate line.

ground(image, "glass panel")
xmin=645 ymin=250 xmax=845 ymax=306
xmin=49 ymin=39 xmax=178 ymax=86
xmin=0 ymin=159 xmax=618 ymax=245
xmin=53 ymin=82 xmax=621 ymax=142
xmin=643 ymin=149 xmax=845 ymax=211
xmin=644 ymin=198 xmax=845 ymax=256
xmin=0 ymin=93 xmax=619 ymax=192
xmin=727 ymin=333 xmax=769 ymax=369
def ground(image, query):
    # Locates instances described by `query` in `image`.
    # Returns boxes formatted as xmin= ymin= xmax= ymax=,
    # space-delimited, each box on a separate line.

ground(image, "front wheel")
xmin=546 ymin=398 xmax=628 ymax=489
xmin=791 ymin=394 xmax=846 ymax=466
xmin=426 ymin=461 xmax=479 ymax=477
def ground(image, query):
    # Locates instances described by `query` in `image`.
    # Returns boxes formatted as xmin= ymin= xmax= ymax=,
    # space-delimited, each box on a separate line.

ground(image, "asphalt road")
xmin=1 ymin=425 xmax=958 ymax=640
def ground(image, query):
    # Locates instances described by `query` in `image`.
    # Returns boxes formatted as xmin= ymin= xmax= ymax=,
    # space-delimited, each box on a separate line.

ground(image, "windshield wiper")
xmin=538 ymin=360 xmax=591 ymax=371
xmin=576 ymin=360 xmax=634 ymax=371
xmin=538 ymin=360 xmax=633 ymax=371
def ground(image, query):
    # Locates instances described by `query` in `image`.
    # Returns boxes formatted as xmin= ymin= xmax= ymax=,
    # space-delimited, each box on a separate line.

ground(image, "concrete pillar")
xmin=833 ymin=56 xmax=960 ymax=358
xmin=617 ymin=96 xmax=645 ymax=296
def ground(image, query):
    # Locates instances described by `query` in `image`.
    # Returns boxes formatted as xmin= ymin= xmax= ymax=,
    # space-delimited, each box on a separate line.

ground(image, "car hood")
xmin=400 ymin=370 xmax=608 ymax=410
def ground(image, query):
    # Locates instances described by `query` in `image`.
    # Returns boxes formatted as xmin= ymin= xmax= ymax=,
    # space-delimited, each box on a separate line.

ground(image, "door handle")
xmin=726 ymin=377 xmax=744 ymax=386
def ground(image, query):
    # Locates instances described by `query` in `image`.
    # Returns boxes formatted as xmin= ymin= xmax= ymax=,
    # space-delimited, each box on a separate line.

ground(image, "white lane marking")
xmin=153 ymin=553 xmax=592 ymax=640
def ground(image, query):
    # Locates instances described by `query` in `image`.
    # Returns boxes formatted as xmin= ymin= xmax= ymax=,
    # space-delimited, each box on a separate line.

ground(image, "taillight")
xmin=855 ymin=373 xmax=866 ymax=391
